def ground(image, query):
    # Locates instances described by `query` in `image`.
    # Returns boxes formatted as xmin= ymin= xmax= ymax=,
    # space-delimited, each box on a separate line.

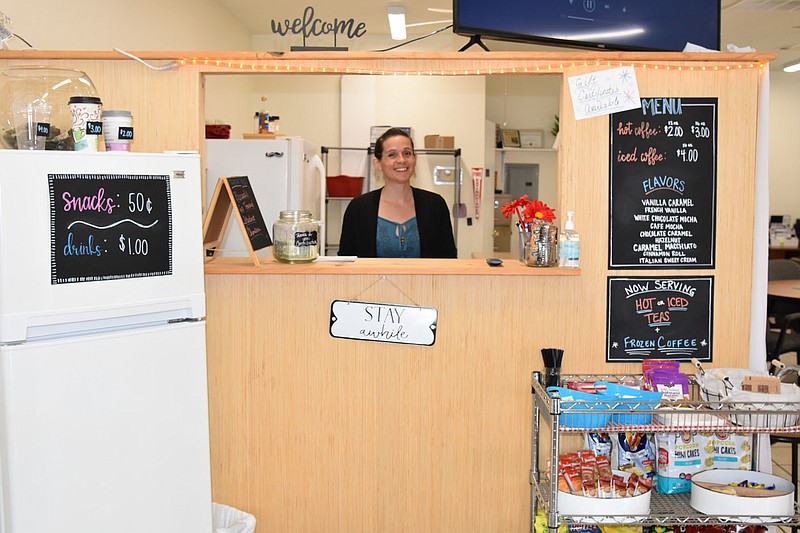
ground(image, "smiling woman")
xmin=337 ymin=127 xmax=457 ymax=258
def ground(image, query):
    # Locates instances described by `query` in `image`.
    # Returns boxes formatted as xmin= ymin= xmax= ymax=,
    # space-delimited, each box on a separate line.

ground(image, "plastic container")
xmin=205 ymin=124 xmax=231 ymax=139
xmin=558 ymin=210 xmax=580 ymax=268
xmin=272 ymin=210 xmax=319 ymax=263
xmin=595 ymin=381 xmax=663 ymax=425
xmin=326 ymin=175 xmax=365 ymax=198
xmin=558 ymin=470 xmax=651 ymax=523
xmin=547 ymin=386 xmax=611 ymax=429
xmin=0 ymin=66 xmax=98 ymax=150
xmin=690 ymin=469 xmax=795 ymax=522
xmin=102 ymin=110 xmax=133 ymax=151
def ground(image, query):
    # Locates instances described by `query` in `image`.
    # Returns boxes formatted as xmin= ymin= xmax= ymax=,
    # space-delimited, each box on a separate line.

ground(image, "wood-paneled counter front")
xmin=205 ymin=258 xmax=581 ymax=532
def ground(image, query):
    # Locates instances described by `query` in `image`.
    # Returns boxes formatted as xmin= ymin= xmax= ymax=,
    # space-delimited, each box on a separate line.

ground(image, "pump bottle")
xmin=558 ymin=211 xmax=580 ymax=268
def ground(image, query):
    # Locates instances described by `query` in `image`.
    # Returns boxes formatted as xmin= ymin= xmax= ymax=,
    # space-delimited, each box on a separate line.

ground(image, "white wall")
xmin=768 ymin=70 xmax=800 ymax=223
xmin=205 ymin=74 xmax=342 ymax=144
xmin=2 ymin=1 xmax=251 ymax=51
xmin=485 ymin=75 xmax=561 ymax=208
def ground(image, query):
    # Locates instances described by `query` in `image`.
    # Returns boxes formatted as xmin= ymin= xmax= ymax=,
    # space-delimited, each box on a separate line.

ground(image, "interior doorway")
xmin=505 ymin=163 xmax=539 ymax=200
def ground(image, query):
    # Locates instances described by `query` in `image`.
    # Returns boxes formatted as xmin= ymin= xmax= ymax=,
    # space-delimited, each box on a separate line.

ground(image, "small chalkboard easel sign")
xmin=202 ymin=176 xmax=271 ymax=266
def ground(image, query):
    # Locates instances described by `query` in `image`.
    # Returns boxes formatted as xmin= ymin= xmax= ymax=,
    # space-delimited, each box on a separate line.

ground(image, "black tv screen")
xmin=453 ymin=0 xmax=721 ymax=52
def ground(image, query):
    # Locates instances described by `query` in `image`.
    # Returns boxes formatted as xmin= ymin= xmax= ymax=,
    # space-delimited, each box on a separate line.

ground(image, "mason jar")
xmin=272 ymin=210 xmax=319 ymax=263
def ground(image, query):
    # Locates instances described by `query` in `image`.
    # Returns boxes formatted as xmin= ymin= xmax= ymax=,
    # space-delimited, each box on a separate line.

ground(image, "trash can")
xmin=212 ymin=502 xmax=256 ymax=533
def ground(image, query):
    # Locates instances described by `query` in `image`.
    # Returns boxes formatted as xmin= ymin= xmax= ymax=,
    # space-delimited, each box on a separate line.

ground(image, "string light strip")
xmin=182 ymin=58 xmax=766 ymax=76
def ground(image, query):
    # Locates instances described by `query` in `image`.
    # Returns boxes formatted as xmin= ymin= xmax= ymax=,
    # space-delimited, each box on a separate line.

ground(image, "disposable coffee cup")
xmin=69 ymin=96 xmax=102 ymax=151
xmin=12 ymin=99 xmax=51 ymax=150
xmin=102 ymin=110 xmax=133 ymax=151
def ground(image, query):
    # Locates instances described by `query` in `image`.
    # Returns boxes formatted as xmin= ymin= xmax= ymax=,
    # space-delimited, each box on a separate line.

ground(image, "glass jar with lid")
xmin=272 ymin=210 xmax=319 ymax=263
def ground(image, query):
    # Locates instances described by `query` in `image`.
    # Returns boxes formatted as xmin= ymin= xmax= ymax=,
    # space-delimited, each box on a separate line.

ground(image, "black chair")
xmin=768 ymin=313 xmax=800 ymax=361
xmin=766 ymin=259 xmax=800 ymax=361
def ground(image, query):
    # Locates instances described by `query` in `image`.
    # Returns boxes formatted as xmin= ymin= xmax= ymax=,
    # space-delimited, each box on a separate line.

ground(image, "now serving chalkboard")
xmin=609 ymin=97 xmax=718 ymax=269
xmin=49 ymin=174 xmax=172 ymax=285
xmin=606 ymin=276 xmax=714 ymax=363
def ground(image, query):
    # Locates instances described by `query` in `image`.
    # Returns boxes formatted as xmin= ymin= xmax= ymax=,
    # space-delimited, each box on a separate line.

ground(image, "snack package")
xmin=615 ymin=432 xmax=656 ymax=480
xmin=649 ymin=370 xmax=690 ymax=401
xmin=655 ymin=431 xmax=752 ymax=494
xmin=701 ymin=432 xmax=752 ymax=470
xmin=601 ymin=526 xmax=642 ymax=533
xmin=535 ymin=510 xmax=603 ymax=533
xmin=655 ymin=431 xmax=705 ymax=494
xmin=642 ymin=360 xmax=681 ymax=390
xmin=586 ymin=432 xmax=613 ymax=459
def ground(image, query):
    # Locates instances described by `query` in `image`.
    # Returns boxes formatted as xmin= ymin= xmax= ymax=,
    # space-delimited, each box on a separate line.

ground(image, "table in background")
xmin=770 ymin=247 xmax=800 ymax=260
xmin=768 ymin=279 xmax=800 ymax=300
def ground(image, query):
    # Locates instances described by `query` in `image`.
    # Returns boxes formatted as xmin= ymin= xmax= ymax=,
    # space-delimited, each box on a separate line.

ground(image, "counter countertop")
xmin=203 ymin=257 xmax=581 ymax=276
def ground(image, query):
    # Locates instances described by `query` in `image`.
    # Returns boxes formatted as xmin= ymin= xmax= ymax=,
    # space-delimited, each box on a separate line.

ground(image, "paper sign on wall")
xmin=568 ymin=66 xmax=641 ymax=120
xmin=330 ymin=300 xmax=438 ymax=346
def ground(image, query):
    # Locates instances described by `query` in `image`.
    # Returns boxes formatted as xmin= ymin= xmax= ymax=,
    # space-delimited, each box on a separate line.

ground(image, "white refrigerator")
xmin=205 ymin=137 xmax=326 ymax=255
xmin=0 ymin=150 xmax=212 ymax=533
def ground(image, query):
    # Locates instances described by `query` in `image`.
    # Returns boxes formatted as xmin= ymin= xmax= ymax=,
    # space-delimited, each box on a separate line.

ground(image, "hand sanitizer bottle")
xmin=559 ymin=211 xmax=580 ymax=268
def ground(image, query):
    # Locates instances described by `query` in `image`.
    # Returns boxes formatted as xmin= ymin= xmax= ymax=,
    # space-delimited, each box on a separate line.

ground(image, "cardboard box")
xmin=424 ymin=135 xmax=455 ymax=149
xmin=741 ymin=375 xmax=781 ymax=394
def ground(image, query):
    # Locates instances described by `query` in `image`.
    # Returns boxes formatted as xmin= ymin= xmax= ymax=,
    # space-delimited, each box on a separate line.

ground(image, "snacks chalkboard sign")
xmin=609 ymin=97 xmax=717 ymax=269
xmin=606 ymin=276 xmax=714 ymax=362
xmin=49 ymin=174 xmax=172 ymax=284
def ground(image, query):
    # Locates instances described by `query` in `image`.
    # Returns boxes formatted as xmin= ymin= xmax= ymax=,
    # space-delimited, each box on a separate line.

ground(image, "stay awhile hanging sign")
xmin=329 ymin=300 xmax=438 ymax=346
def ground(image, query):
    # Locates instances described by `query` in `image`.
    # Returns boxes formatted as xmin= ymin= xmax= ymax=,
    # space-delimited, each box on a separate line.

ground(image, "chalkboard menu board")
xmin=609 ymin=97 xmax=717 ymax=268
xmin=49 ymin=174 xmax=172 ymax=285
xmin=607 ymin=276 xmax=714 ymax=362
xmin=226 ymin=176 xmax=271 ymax=251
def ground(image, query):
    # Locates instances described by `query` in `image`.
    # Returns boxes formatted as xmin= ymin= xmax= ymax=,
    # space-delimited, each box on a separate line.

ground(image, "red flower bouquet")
xmin=500 ymin=195 xmax=556 ymax=231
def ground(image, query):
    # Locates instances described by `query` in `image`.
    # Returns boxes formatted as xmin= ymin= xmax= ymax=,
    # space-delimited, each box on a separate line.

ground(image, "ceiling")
xmin=215 ymin=0 xmax=800 ymax=69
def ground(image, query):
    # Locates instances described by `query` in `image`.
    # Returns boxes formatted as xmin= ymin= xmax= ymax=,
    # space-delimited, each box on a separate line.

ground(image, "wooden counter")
xmin=204 ymin=258 xmax=585 ymax=532
xmin=204 ymin=256 xmax=581 ymax=275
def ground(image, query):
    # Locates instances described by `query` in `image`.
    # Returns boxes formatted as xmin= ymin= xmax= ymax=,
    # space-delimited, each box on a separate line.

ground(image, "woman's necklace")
xmin=396 ymin=223 xmax=407 ymax=250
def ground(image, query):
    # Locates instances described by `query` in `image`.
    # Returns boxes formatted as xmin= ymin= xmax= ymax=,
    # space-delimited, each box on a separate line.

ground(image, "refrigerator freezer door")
xmin=0 ymin=321 xmax=211 ymax=533
xmin=0 ymin=151 xmax=206 ymax=343
xmin=206 ymin=138 xmax=320 ymax=257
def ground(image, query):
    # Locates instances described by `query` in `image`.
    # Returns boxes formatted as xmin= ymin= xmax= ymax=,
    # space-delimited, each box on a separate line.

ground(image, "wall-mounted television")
xmin=453 ymin=0 xmax=721 ymax=52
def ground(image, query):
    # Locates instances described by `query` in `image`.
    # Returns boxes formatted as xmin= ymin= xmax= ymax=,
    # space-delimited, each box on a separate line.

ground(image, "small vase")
xmin=518 ymin=230 xmax=531 ymax=263
xmin=525 ymin=223 xmax=559 ymax=267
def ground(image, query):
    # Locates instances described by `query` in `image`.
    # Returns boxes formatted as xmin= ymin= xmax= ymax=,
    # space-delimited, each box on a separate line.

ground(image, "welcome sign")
xmin=329 ymin=300 xmax=438 ymax=346
xmin=271 ymin=5 xmax=367 ymax=48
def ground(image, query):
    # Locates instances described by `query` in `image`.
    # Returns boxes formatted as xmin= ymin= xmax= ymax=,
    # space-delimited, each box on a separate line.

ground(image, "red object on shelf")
xmin=326 ymin=175 xmax=364 ymax=198
xmin=205 ymin=124 xmax=231 ymax=139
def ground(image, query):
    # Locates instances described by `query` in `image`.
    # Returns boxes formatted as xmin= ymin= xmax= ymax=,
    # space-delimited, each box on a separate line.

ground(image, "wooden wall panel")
xmin=0 ymin=51 xmax=769 ymax=532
